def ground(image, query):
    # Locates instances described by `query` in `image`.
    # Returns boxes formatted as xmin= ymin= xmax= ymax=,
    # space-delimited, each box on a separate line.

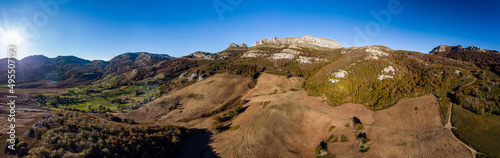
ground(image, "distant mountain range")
xmin=0 ymin=52 xmax=173 ymax=88
xmin=430 ymin=44 xmax=500 ymax=75
xmin=0 ymin=36 xmax=498 ymax=89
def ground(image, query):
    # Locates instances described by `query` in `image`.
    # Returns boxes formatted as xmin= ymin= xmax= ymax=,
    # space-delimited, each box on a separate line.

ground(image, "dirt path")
xmin=446 ymin=104 xmax=480 ymax=157
xmin=445 ymin=103 xmax=455 ymax=129
xmin=446 ymin=77 xmax=481 ymax=158
xmin=26 ymin=94 xmax=41 ymax=106
xmin=464 ymin=77 xmax=477 ymax=87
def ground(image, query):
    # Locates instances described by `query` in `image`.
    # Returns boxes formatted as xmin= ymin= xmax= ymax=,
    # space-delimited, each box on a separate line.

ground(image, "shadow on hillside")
xmin=447 ymin=92 xmax=456 ymax=103
xmin=353 ymin=117 xmax=362 ymax=125
xmin=175 ymin=128 xmax=220 ymax=158
xmin=220 ymin=106 xmax=249 ymax=122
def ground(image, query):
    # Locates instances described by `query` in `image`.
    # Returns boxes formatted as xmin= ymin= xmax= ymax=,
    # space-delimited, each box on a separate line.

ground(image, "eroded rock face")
xmin=466 ymin=46 xmax=483 ymax=51
xmin=270 ymin=53 xmax=294 ymax=60
xmin=188 ymin=51 xmax=215 ymax=60
xmin=430 ymin=45 xmax=486 ymax=53
xmin=280 ymin=48 xmax=302 ymax=55
xmin=186 ymin=73 xmax=197 ymax=81
xmin=293 ymin=35 xmax=343 ymax=49
xmin=452 ymin=45 xmax=465 ymax=51
xmin=187 ymin=51 xmax=232 ymax=60
xmin=253 ymin=35 xmax=343 ymax=49
xmin=227 ymin=43 xmax=249 ymax=51
xmin=242 ymin=50 xmax=263 ymax=58
xmin=365 ymin=48 xmax=389 ymax=60
xmin=430 ymin=45 xmax=449 ymax=53
xmin=229 ymin=43 xmax=248 ymax=48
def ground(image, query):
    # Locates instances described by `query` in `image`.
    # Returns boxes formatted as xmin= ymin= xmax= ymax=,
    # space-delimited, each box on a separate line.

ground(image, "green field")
xmin=452 ymin=105 xmax=500 ymax=156
xmin=31 ymin=83 xmax=160 ymax=112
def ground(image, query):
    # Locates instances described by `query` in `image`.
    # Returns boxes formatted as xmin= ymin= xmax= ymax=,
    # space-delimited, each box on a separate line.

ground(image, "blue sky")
xmin=0 ymin=0 xmax=499 ymax=60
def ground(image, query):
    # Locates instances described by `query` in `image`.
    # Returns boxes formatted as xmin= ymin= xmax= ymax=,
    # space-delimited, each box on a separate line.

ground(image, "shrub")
xmin=28 ymin=127 xmax=35 ymax=138
xmin=357 ymin=139 xmax=371 ymax=152
xmin=213 ymin=123 xmax=225 ymax=134
xmin=213 ymin=116 xmax=222 ymax=122
xmin=314 ymin=141 xmax=328 ymax=155
xmin=340 ymin=134 xmax=349 ymax=142
xmin=110 ymin=98 xmax=122 ymax=104
xmin=228 ymin=125 xmax=240 ymax=130
xmin=325 ymin=134 xmax=335 ymax=143
xmin=354 ymin=123 xmax=364 ymax=132
xmin=122 ymin=118 xmax=135 ymax=124
xmin=328 ymin=125 xmax=335 ymax=132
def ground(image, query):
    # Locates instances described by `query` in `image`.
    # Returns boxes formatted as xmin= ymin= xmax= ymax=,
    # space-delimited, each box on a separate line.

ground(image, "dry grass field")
xmin=211 ymin=73 xmax=472 ymax=157
xmin=125 ymin=72 xmax=255 ymax=128
xmin=0 ymin=88 xmax=53 ymax=137
xmin=123 ymin=73 xmax=473 ymax=157
xmin=0 ymin=89 xmax=51 ymax=157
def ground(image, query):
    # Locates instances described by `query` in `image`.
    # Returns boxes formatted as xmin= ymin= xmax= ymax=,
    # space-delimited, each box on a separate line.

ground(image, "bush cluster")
xmin=303 ymin=50 xmax=456 ymax=110
xmin=26 ymin=110 xmax=188 ymax=158
xmin=453 ymin=84 xmax=500 ymax=115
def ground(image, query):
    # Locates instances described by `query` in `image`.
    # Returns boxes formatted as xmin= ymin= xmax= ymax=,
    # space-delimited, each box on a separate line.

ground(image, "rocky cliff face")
xmin=227 ymin=43 xmax=249 ymax=51
xmin=430 ymin=45 xmax=449 ymax=53
xmin=188 ymin=51 xmax=215 ymax=60
xmin=186 ymin=50 xmax=234 ymax=60
xmin=430 ymin=45 xmax=486 ymax=53
xmin=229 ymin=43 xmax=247 ymax=48
xmin=431 ymin=44 xmax=500 ymax=76
xmin=253 ymin=35 xmax=343 ymax=49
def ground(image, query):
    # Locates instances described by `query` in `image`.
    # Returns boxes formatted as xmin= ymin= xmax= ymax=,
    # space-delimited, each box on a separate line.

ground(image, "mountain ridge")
xmin=4 ymin=35 xmax=500 ymax=157
xmin=1 ymin=35 xmax=498 ymax=89
xmin=0 ymin=52 xmax=174 ymax=88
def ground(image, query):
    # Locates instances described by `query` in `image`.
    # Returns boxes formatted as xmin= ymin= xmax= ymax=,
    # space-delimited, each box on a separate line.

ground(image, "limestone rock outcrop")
xmin=253 ymin=35 xmax=343 ymax=49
